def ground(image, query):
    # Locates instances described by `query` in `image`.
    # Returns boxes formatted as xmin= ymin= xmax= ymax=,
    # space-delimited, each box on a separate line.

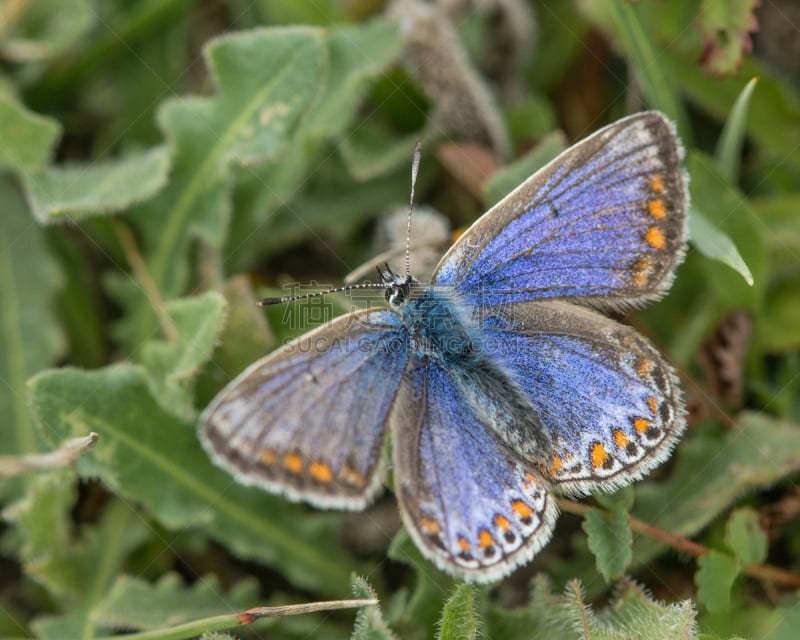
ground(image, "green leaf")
xmin=0 ymin=97 xmax=61 ymax=173
xmin=26 ymin=364 xmax=357 ymax=595
xmin=387 ymin=529 xmax=453 ymax=637
xmin=139 ymin=291 xmax=228 ymax=419
xmin=125 ymin=27 xmax=327 ymax=348
xmin=0 ymin=0 xmax=95 ymax=62
xmin=24 ymin=147 xmax=171 ymax=223
xmin=483 ymin=130 xmax=567 ymax=207
xmin=688 ymin=151 xmax=765 ymax=306
xmin=5 ymin=476 xmax=149 ymax=637
xmin=584 ymin=486 xmax=634 ymax=582
xmin=351 ymin=575 xmax=397 ymax=640
xmin=632 ymin=413 xmax=800 ymax=566
xmin=486 ymin=576 xmax=698 ymax=639
xmin=0 ymin=177 xmax=64 ymax=499
xmin=750 ymin=194 xmax=800 ymax=351
xmin=437 ymin=583 xmax=480 ymax=640
xmin=93 ymin=573 xmax=258 ymax=631
xmin=302 ymin=17 xmax=402 ymax=139
xmin=697 ymin=0 xmax=759 ymax=75
xmin=195 ymin=276 xmax=275 ymax=407
xmin=663 ymin=54 xmax=800 ymax=174
xmin=604 ymin=0 xmax=690 ymax=139
xmin=714 ymin=77 xmax=758 ymax=182
xmin=696 ymin=550 xmax=739 ymax=613
xmin=689 ymin=207 xmax=753 ymax=286
xmin=725 ymin=507 xmax=767 ymax=568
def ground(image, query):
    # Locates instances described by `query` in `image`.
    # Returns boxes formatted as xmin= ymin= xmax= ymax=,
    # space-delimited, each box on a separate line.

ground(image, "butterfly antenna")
xmin=405 ymin=140 xmax=422 ymax=278
xmin=258 ymin=280 xmax=389 ymax=306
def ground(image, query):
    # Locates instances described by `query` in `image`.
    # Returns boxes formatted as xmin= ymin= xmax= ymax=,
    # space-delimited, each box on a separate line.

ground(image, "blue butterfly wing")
xmin=481 ymin=301 xmax=685 ymax=495
xmin=391 ymin=361 xmax=558 ymax=582
xmin=201 ymin=308 xmax=409 ymax=509
xmin=432 ymin=112 xmax=687 ymax=308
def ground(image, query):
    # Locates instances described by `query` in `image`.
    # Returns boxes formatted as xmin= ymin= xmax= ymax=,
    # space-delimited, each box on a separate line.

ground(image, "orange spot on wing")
xmin=259 ymin=449 xmax=277 ymax=464
xmin=591 ymin=443 xmax=609 ymax=468
xmin=479 ymin=529 xmax=494 ymax=549
xmin=309 ymin=461 xmax=333 ymax=483
xmin=634 ymin=418 xmax=651 ymax=433
xmin=341 ymin=464 xmax=363 ymax=486
xmin=613 ymin=430 xmax=628 ymax=449
xmin=636 ymin=357 xmax=654 ymax=379
xmin=283 ymin=453 xmax=303 ymax=474
xmin=494 ymin=514 xmax=511 ymax=531
xmin=645 ymin=227 xmax=666 ymax=249
xmin=512 ymin=500 xmax=533 ymax=519
xmin=647 ymin=396 xmax=659 ymax=416
xmin=650 ymin=174 xmax=665 ymax=193
xmin=648 ymin=199 xmax=667 ymax=220
xmin=524 ymin=471 xmax=538 ymax=485
xmin=420 ymin=518 xmax=441 ymax=535
xmin=458 ymin=536 xmax=471 ymax=552
xmin=550 ymin=454 xmax=563 ymax=475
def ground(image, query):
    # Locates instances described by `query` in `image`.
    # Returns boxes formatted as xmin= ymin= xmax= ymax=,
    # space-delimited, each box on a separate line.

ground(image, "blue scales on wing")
xmin=481 ymin=301 xmax=686 ymax=496
xmin=392 ymin=361 xmax=558 ymax=582
xmin=432 ymin=112 xmax=687 ymax=309
xmin=200 ymin=308 xmax=409 ymax=510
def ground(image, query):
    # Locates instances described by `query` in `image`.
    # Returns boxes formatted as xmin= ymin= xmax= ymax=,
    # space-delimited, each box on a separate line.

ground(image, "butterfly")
xmin=200 ymin=111 xmax=688 ymax=582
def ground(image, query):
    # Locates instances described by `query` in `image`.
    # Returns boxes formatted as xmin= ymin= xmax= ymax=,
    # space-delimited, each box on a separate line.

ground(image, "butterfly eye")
xmin=385 ymin=285 xmax=406 ymax=306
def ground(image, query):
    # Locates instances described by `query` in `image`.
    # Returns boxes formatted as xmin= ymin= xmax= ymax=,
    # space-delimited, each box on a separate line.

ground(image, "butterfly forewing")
xmin=392 ymin=362 xmax=558 ymax=582
xmin=432 ymin=111 xmax=687 ymax=309
xmin=201 ymin=308 xmax=409 ymax=510
xmin=481 ymin=300 xmax=685 ymax=495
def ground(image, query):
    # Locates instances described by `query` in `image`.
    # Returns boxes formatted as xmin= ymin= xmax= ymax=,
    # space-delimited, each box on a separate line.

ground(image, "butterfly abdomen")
xmin=402 ymin=287 xmax=554 ymax=465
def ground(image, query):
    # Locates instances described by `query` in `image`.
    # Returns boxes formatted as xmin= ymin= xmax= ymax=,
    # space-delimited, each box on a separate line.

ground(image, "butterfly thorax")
xmin=395 ymin=283 xmax=482 ymax=366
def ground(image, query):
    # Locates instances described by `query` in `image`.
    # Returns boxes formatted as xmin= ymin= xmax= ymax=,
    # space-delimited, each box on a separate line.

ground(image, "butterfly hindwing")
xmin=433 ymin=112 xmax=687 ymax=308
xmin=481 ymin=301 xmax=685 ymax=495
xmin=201 ymin=308 xmax=409 ymax=510
xmin=392 ymin=361 xmax=558 ymax=582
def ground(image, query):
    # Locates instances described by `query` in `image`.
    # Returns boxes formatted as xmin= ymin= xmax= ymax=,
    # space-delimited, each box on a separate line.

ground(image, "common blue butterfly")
xmin=200 ymin=112 xmax=688 ymax=582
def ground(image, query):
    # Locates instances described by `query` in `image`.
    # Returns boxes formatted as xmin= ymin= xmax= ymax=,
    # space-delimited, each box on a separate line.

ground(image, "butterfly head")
xmin=378 ymin=264 xmax=419 ymax=307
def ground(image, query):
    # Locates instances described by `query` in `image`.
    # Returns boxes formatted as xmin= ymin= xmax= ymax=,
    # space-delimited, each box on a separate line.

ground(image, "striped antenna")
xmin=405 ymin=140 xmax=422 ymax=277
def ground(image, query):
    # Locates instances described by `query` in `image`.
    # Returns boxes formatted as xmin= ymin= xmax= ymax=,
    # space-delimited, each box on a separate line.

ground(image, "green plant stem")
xmin=93 ymin=599 xmax=377 ymax=640
xmin=559 ymin=499 xmax=800 ymax=588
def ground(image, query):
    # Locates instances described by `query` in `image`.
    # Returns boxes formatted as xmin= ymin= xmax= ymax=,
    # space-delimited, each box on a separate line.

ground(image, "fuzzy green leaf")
xmin=633 ymin=413 xmax=800 ymax=565
xmin=486 ymin=576 xmax=698 ymax=639
xmin=26 ymin=364 xmax=356 ymax=595
xmin=6 ymin=477 xmax=149 ymax=638
xmin=195 ymin=276 xmax=275 ymax=407
xmin=139 ymin=292 xmax=228 ymax=419
xmin=0 ymin=177 xmax=64 ymax=499
xmin=351 ymin=576 xmax=397 ymax=640
xmin=93 ymin=573 xmax=258 ymax=631
xmin=725 ymin=507 xmax=768 ymax=568
xmin=696 ymin=550 xmax=739 ymax=613
xmin=584 ymin=486 xmax=634 ymax=582
xmin=387 ymin=529 xmax=453 ymax=637
xmin=438 ymin=583 xmax=480 ymax=640
xmin=124 ymin=27 xmax=327 ymax=348
xmin=302 ymin=18 xmax=402 ymax=139
xmin=0 ymin=97 xmax=61 ymax=173
xmin=25 ymin=147 xmax=171 ymax=223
